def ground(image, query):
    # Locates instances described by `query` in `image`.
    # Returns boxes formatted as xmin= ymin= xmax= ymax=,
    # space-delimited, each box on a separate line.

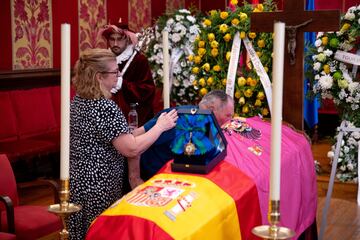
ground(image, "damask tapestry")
xmin=11 ymin=0 xmax=53 ymax=70
xmin=78 ymin=0 xmax=107 ymax=55
xmin=129 ymin=0 xmax=151 ymax=32
xmin=166 ymin=0 xmax=185 ymax=12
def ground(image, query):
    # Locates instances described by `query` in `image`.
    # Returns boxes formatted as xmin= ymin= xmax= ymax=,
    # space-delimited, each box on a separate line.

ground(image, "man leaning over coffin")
xmin=131 ymin=89 xmax=234 ymax=181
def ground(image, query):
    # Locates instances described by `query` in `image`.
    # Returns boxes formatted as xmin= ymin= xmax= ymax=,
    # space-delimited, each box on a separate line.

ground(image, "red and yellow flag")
xmin=86 ymin=161 xmax=261 ymax=240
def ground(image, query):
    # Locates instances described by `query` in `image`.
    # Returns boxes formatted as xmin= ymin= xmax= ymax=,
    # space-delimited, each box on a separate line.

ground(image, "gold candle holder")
xmin=252 ymin=200 xmax=295 ymax=239
xmin=48 ymin=179 xmax=82 ymax=240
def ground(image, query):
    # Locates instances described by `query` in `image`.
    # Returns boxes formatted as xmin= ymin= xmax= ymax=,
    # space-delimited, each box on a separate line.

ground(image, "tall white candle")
xmin=162 ymin=30 xmax=170 ymax=109
xmin=270 ymin=21 xmax=285 ymax=201
xmin=357 ymin=141 xmax=360 ymax=205
xmin=60 ymin=24 xmax=71 ymax=180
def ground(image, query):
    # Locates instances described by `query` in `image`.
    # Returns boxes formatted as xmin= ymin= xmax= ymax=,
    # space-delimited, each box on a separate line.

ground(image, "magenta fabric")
xmin=224 ymin=117 xmax=317 ymax=239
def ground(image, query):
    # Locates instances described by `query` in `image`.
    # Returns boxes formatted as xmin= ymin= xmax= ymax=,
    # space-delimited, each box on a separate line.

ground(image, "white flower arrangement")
xmin=307 ymin=5 xmax=360 ymax=182
xmin=145 ymin=8 xmax=201 ymax=105
xmin=329 ymin=121 xmax=360 ymax=183
xmin=309 ymin=6 xmax=360 ymax=113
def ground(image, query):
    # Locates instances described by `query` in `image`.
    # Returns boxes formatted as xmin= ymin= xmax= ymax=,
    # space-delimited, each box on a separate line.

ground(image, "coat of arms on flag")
xmin=125 ymin=179 xmax=196 ymax=208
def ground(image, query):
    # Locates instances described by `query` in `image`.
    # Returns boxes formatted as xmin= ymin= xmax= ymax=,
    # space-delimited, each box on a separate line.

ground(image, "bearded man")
xmin=101 ymin=22 xmax=155 ymax=126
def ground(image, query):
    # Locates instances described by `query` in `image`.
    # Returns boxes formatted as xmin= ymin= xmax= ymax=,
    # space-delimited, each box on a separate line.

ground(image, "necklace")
xmin=184 ymin=132 xmax=196 ymax=156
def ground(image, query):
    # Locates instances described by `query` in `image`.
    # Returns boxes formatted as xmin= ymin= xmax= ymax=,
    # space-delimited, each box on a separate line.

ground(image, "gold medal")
xmin=184 ymin=132 xmax=196 ymax=156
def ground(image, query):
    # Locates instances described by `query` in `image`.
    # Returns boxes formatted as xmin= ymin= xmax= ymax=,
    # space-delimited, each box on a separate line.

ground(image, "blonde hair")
xmin=73 ymin=48 xmax=116 ymax=99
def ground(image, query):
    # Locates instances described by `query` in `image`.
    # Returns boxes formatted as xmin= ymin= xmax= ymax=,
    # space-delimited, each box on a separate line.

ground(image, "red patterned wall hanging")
xmin=11 ymin=0 xmax=53 ymax=70
xmin=129 ymin=0 xmax=151 ymax=32
xmin=78 ymin=0 xmax=107 ymax=55
xmin=166 ymin=0 xmax=185 ymax=12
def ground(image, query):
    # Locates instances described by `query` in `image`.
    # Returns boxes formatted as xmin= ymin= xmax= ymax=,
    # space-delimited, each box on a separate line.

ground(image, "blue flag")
xmin=304 ymin=0 xmax=320 ymax=128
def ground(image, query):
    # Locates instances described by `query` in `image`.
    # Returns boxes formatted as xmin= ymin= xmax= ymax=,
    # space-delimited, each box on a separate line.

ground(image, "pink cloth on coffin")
xmin=224 ymin=116 xmax=317 ymax=240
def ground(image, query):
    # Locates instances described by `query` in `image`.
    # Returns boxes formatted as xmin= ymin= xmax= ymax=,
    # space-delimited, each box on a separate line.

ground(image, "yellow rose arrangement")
xmin=189 ymin=0 xmax=276 ymax=117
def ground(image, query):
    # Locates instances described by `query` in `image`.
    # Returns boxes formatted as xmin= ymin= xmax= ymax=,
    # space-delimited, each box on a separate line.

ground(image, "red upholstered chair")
xmin=0 ymin=154 xmax=62 ymax=240
xmin=0 ymin=92 xmax=18 ymax=143
xmin=0 ymin=195 xmax=17 ymax=240
xmin=0 ymin=232 xmax=16 ymax=240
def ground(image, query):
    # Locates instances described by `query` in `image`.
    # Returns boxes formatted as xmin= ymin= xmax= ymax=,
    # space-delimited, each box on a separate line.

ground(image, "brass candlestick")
xmin=252 ymin=200 xmax=295 ymax=239
xmin=48 ymin=179 xmax=82 ymax=240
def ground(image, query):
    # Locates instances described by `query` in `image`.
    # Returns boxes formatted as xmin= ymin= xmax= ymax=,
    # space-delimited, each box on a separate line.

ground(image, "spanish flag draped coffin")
xmin=86 ymin=161 xmax=261 ymax=240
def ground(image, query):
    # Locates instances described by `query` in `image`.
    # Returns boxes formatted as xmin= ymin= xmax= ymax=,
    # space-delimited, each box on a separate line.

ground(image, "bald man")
xmin=134 ymin=90 xmax=234 ymax=180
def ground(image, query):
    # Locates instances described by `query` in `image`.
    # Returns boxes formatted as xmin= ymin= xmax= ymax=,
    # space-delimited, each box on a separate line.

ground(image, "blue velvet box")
xmin=170 ymin=108 xmax=227 ymax=174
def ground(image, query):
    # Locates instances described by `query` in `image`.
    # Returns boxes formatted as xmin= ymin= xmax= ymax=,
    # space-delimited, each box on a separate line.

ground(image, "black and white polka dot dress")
xmin=68 ymin=96 xmax=129 ymax=240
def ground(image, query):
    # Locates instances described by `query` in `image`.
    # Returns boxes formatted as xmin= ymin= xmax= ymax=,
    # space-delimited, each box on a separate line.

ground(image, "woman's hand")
xmin=155 ymin=109 xmax=178 ymax=131
xmin=113 ymin=109 xmax=178 ymax=158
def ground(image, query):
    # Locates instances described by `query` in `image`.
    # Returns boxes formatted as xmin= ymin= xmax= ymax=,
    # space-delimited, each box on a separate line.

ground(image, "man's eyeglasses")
xmin=100 ymin=70 xmax=121 ymax=77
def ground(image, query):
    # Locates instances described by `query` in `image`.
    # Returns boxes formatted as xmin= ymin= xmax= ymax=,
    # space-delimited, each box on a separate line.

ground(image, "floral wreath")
xmin=145 ymin=8 xmax=201 ymax=105
xmin=308 ymin=5 xmax=360 ymax=182
xmin=329 ymin=120 xmax=360 ymax=182
xmin=189 ymin=0 xmax=276 ymax=117
xmin=309 ymin=5 xmax=360 ymax=119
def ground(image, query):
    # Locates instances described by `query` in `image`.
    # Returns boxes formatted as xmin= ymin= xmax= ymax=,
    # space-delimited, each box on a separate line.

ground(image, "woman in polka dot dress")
xmin=68 ymin=48 xmax=178 ymax=240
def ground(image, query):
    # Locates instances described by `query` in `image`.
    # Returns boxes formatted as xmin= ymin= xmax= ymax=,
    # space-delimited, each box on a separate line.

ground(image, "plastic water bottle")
xmin=128 ymin=103 xmax=138 ymax=133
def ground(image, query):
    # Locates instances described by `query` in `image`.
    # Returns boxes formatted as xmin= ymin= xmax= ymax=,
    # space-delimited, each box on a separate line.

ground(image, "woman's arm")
xmin=128 ymin=155 xmax=144 ymax=189
xmin=131 ymin=126 xmax=145 ymax=137
xmin=112 ymin=109 xmax=177 ymax=157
